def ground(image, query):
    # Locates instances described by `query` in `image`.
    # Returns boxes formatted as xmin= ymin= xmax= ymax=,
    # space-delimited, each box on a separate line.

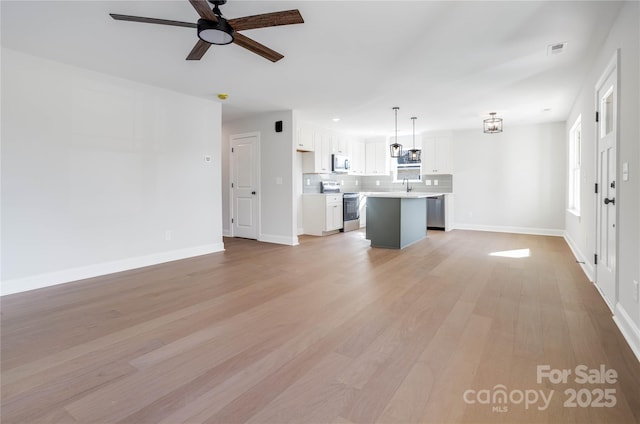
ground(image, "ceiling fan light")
xmin=197 ymin=18 xmax=235 ymax=45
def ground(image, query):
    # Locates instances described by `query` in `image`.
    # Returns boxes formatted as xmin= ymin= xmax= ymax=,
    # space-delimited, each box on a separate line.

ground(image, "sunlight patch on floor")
xmin=489 ymin=248 xmax=531 ymax=258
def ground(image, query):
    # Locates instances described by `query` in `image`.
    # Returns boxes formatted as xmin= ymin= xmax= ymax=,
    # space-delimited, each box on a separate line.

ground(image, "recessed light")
xmin=332 ymin=118 xmax=341 ymax=122
xmin=543 ymin=108 xmax=552 ymax=112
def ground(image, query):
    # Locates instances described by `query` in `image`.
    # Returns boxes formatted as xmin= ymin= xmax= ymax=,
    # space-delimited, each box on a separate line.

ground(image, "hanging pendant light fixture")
xmin=483 ymin=112 xmax=503 ymax=134
xmin=389 ymin=106 xmax=403 ymax=158
xmin=407 ymin=116 xmax=421 ymax=162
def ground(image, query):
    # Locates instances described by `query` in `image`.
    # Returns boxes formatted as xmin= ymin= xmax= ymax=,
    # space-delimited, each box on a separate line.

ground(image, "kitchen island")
xmin=365 ymin=192 xmax=435 ymax=249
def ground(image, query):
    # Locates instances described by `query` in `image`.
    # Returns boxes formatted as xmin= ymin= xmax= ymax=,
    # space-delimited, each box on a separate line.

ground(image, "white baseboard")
xmin=563 ymin=232 xmax=594 ymax=282
xmin=259 ymin=233 xmax=299 ymax=246
xmin=452 ymin=223 xmax=565 ymax=237
xmin=613 ymin=303 xmax=640 ymax=363
xmin=1 ymin=242 xmax=225 ymax=296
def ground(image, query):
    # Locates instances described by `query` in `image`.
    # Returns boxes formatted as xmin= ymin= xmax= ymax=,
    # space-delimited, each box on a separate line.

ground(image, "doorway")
xmin=594 ymin=51 xmax=619 ymax=310
xmin=230 ymin=132 xmax=260 ymax=240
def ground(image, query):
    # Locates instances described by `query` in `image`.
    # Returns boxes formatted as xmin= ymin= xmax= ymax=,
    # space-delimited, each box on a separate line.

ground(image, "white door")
xmin=595 ymin=55 xmax=618 ymax=309
xmin=231 ymin=133 xmax=259 ymax=239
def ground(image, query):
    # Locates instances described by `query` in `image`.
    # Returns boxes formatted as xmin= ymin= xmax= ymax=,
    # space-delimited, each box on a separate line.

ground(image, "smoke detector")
xmin=547 ymin=42 xmax=568 ymax=56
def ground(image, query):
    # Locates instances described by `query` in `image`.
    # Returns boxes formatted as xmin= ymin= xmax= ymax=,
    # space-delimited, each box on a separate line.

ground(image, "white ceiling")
xmin=1 ymin=1 xmax=624 ymax=137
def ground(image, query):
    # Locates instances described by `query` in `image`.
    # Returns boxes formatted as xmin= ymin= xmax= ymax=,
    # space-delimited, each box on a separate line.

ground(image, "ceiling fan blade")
xmin=233 ymin=33 xmax=284 ymax=62
xmin=110 ymin=14 xmax=196 ymax=29
xmin=188 ymin=0 xmax=218 ymax=22
xmin=186 ymin=39 xmax=212 ymax=60
xmin=228 ymin=9 xmax=304 ymax=31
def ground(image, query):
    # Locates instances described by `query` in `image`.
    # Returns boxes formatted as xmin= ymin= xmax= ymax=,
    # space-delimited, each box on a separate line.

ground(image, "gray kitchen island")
xmin=365 ymin=192 xmax=433 ymax=249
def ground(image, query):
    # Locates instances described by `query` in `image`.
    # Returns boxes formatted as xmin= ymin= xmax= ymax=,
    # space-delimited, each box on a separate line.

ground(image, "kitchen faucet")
xmin=403 ymin=178 xmax=413 ymax=192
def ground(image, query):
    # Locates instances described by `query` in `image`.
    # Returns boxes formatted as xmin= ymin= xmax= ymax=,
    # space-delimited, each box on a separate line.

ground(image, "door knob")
xmin=604 ymin=197 xmax=615 ymax=205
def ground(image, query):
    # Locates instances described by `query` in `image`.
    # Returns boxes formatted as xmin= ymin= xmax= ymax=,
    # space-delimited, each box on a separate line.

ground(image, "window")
xmin=568 ymin=115 xmax=581 ymax=216
xmin=393 ymin=152 xmax=422 ymax=182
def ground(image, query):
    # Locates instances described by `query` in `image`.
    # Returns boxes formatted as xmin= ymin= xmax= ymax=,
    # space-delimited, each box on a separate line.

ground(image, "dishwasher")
xmin=427 ymin=195 xmax=445 ymax=230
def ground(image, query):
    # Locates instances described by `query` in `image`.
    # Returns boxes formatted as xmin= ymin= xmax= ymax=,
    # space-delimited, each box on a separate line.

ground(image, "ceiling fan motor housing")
xmin=197 ymin=17 xmax=235 ymax=45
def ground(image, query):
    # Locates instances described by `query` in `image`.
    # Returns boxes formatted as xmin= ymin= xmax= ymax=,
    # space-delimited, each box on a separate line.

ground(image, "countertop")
xmin=364 ymin=192 xmax=447 ymax=198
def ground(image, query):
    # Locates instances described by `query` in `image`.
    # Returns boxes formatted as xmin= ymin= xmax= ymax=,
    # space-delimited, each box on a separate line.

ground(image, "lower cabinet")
xmin=303 ymin=194 xmax=344 ymax=236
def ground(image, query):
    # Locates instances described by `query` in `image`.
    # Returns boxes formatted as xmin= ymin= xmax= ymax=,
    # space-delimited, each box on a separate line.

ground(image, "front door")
xmin=231 ymin=133 xmax=259 ymax=240
xmin=595 ymin=54 xmax=618 ymax=309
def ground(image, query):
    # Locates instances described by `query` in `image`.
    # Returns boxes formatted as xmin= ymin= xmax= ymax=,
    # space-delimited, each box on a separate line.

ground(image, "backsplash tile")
xmin=302 ymin=173 xmax=453 ymax=194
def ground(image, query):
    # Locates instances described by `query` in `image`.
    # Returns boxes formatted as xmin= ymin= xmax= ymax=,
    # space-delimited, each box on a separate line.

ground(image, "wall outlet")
xmin=355 ymin=180 xmax=359 ymax=186
xmin=425 ymin=179 xmax=432 ymax=186
xmin=340 ymin=180 xmax=344 ymax=185
xmin=306 ymin=179 xmax=310 ymax=186
xmin=164 ymin=230 xmax=172 ymax=241
xmin=633 ymin=280 xmax=639 ymax=303
xmin=434 ymin=179 xmax=439 ymax=186
xmin=275 ymin=177 xmax=283 ymax=185
xmin=376 ymin=180 xmax=380 ymax=186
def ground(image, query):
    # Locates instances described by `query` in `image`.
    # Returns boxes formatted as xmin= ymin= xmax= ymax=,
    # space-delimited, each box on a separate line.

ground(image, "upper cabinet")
xmin=350 ymin=141 xmax=366 ymax=175
xmin=422 ymin=137 xmax=452 ymax=174
xmin=365 ymin=141 xmax=389 ymax=175
xmin=302 ymin=132 xmax=333 ymax=173
xmin=296 ymin=126 xmax=315 ymax=152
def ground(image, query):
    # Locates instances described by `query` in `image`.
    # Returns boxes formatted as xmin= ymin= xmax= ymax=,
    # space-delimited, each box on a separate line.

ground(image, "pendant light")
xmin=407 ymin=116 xmax=421 ymax=162
xmin=483 ymin=112 xmax=503 ymax=134
xmin=389 ymin=106 xmax=403 ymax=158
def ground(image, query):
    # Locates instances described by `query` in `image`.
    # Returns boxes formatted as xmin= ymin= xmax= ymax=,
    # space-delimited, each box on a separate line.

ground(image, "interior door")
xmin=231 ymin=133 xmax=259 ymax=240
xmin=595 ymin=57 xmax=617 ymax=309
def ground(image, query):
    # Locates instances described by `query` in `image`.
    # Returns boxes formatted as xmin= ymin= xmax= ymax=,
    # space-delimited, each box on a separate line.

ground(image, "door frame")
xmin=593 ymin=49 xmax=620 ymax=311
xmin=229 ymin=132 xmax=261 ymax=240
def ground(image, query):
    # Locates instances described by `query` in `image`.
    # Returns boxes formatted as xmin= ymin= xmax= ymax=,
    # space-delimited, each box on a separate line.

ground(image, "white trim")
xmin=452 ymin=223 xmax=564 ymax=237
xmin=563 ymin=231 xmax=594 ymax=282
xmin=259 ymin=233 xmax=299 ymax=246
xmin=613 ymin=303 xmax=640 ymax=363
xmin=1 ymin=243 xmax=225 ymax=296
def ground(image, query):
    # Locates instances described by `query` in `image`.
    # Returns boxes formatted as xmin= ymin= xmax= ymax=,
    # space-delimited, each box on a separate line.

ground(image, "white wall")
xmin=564 ymin=1 xmax=640 ymax=358
xmin=222 ymin=111 xmax=298 ymax=245
xmin=1 ymin=49 xmax=224 ymax=295
xmin=452 ymin=122 xmax=566 ymax=235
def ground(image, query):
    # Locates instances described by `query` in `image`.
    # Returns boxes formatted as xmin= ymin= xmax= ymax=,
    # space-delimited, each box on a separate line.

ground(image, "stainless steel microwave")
xmin=332 ymin=154 xmax=350 ymax=173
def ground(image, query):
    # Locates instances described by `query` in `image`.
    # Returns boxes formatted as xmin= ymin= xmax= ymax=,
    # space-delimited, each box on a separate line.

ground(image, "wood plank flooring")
xmin=1 ymin=229 xmax=639 ymax=423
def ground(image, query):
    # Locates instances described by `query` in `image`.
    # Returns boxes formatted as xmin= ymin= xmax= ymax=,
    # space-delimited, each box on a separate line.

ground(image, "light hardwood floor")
xmin=1 ymin=229 xmax=639 ymax=423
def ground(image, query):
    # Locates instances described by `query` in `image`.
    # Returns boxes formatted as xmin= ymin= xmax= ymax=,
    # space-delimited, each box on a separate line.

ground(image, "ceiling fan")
xmin=110 ymin=0 xmax=304 ymax=62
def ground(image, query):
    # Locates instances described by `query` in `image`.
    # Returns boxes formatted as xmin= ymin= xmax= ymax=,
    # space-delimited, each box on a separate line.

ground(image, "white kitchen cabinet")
xmin=296 ymin=125 xmax=314 ymax=151
xmin=302 ymin=194 xmax=343 ymax=236
xmin=350 ymin=140 xmax=366 ymax=175
xmin=422 ymin=137 xmax=452 ymax=174
xmin=332 ymin=136 xmax=348 ymax=155
xmin=365 ymin=141 xmax=389 ymax=175
xmin=302 ymin=132 xmax=333 ymax=173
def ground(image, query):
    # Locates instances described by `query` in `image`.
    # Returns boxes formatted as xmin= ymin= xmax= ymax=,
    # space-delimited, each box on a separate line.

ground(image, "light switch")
xmin=623 ymin=162 xmax=629 ymax=181
xmin=434 ymin=179 xmax=439 ymax=186
xmin=306 ymin=179 xmax=311 ymax=186
xmin=276 ymin=177 xmax=283 ymax=185
xmin=425 ymin=179 xmax=432 ymax=186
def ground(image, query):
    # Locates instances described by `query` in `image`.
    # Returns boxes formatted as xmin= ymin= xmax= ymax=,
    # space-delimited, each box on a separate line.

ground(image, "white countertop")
xmin=364 ymin=192 xmax=447 ymax=198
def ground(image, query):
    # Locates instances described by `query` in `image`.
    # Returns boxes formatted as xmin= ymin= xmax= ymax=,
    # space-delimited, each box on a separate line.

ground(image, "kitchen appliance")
xmin=341 ymin=193 xmax=360 ymax=232
xmin=427 ymin=195 xmax=445 ymax=230
xmin=320 ymin=181 xmax=340 ymax=193
xmin=332 ymin=154 xmax=351 ymax=173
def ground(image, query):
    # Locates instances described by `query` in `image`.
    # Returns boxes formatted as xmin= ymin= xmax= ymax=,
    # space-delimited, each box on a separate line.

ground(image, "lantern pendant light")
xmin=389 ymin=106 xmax=403 ymax=158
xmin=483 ymin=112 xmax=503 ymax=134
xmin=407 ymin=116 xmax=421 ymax=162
